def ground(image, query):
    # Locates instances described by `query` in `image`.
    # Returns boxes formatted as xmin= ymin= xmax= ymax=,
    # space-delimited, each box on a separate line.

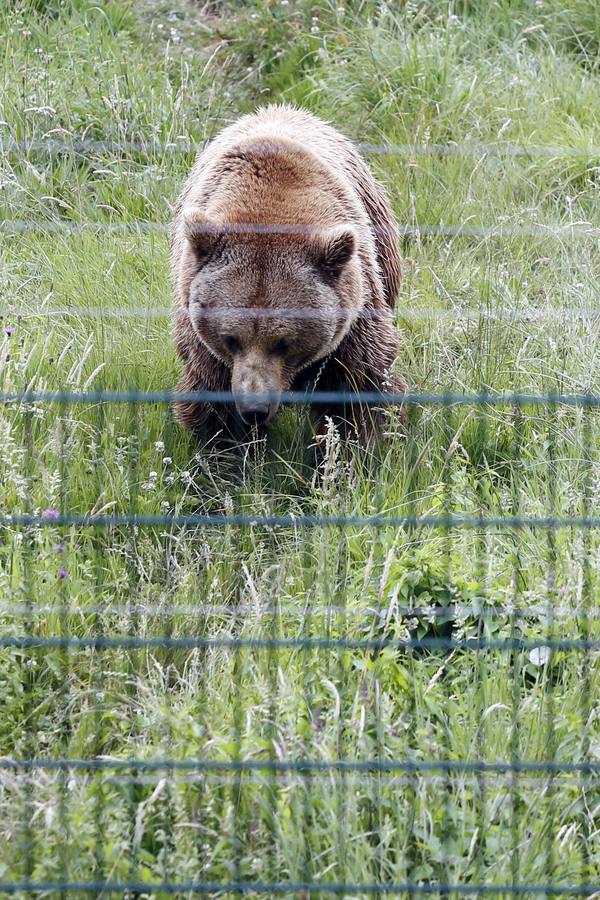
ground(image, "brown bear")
xmin=170 ymin=104 xmax=405 ymax=443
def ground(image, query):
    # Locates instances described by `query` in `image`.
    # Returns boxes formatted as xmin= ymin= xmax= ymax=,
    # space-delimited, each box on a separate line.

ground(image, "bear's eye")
xmin=272 ymin=339 xmax=289 ymax=357
xmin=223 ymin=335 xmax=240 ymax=354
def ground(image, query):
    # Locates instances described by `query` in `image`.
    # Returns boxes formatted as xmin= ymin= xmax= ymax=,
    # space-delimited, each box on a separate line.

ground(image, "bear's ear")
xmin=182 ymin=207 xmax=221 ymax=264
xmin=313 ymin=227 xmax=357 ymax=279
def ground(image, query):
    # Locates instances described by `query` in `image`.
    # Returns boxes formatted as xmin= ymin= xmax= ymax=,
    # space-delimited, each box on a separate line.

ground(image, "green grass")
xmin=1 ymin=0 xmax=600 ymax=896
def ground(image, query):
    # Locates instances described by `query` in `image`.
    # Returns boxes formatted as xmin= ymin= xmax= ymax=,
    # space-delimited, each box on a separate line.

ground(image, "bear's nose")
xmin=238 ymin=402 xmax=270 ymax=426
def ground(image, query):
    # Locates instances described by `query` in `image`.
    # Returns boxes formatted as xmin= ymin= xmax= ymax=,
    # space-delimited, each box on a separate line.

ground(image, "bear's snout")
xmin=231 ymin=352 xmax=283 ymax=426
xmin=236 ymin=398 xmax=272 ymax=426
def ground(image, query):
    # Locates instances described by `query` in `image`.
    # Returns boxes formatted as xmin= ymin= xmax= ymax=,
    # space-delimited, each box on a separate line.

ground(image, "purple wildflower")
xmin=54 ymin=543 xmax=65 ymax=554
xmin=42 ymin=508 xmax=60 ymax=519
xmin=5 ymin=326 xmax=14 ymax=337
xmin=58 ymin=567 xmax=68 ymax=580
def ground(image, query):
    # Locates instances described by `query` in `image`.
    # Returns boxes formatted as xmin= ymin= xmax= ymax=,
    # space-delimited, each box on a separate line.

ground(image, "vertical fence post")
xmin=578 ymin=401 xmax=592 ymax=888
xmin=509 ymin=401 xmax=524 ymax=892
xmin=57 ymin=396 xmax=70 ymax=900
xmin=91 ymin=397 xmax=107 ymax=886
xmin=440 ymin=394 xmax=454 ymax=898
xmin=126 ymin=398 xmax=141 ymax=894
xmin=544 ymin=400 xmax=558 ymax=894
xmin=19 ymin=402 xmax=36 ymax=888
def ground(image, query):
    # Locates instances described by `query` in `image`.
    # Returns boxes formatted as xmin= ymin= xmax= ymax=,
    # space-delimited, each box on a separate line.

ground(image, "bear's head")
xmin=180 ymin=208 xmax=363 ymax=424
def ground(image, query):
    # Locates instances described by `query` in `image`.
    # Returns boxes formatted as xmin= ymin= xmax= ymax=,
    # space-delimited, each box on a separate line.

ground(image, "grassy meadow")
xmin=1 ymin=0 xmax=600 ymax=895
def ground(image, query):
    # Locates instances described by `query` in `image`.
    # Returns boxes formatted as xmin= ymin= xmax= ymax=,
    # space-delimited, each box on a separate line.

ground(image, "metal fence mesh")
xmin=1 ymin=388 xmax=599 ymax=897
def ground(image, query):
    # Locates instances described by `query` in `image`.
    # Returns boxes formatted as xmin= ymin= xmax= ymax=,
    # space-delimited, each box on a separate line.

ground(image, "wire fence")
xmin=1 ymin=386 xmax=599 ymax=896
xmin=2 ymin=126 xmax=600 ymax=896
xmin=2 ymin=219 xmax=600 ymax=240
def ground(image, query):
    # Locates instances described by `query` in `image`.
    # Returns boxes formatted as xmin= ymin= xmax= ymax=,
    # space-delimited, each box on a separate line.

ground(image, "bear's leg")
xmin=355 ymin=371 xmax=407 ymax=445
xmin=323 ymin=314 xmax=407 ymax=444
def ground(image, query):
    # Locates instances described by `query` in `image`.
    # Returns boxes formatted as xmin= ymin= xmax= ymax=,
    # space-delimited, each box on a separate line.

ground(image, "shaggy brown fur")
xmin=170 ymin=104 xmax=405 ymax=442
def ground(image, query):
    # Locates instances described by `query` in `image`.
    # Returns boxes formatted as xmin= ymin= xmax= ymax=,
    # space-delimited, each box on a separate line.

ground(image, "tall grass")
xmin=1 ymin=0 xmax=599 ymax=894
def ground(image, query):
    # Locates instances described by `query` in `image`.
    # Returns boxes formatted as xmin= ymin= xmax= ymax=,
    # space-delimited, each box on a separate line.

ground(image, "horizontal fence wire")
xmin=2 ymin=219 xmax=600 ymax=239
xmin=1 ymin=880 xmax=599 ymax=895
xmin=2 ymin=635 xmax=600 ymax=651
xmin=2 ymin=759 xmax=600 ymax=774
xmin=3 ymin=305 xmax=600 ymax=322
xmin=1 ymin=388 xmax=599 ymax=405
xmin=3 ymin=137 xmax=600 ymax=157
xmin=3 ymin=512 xmax=600 ymax=529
